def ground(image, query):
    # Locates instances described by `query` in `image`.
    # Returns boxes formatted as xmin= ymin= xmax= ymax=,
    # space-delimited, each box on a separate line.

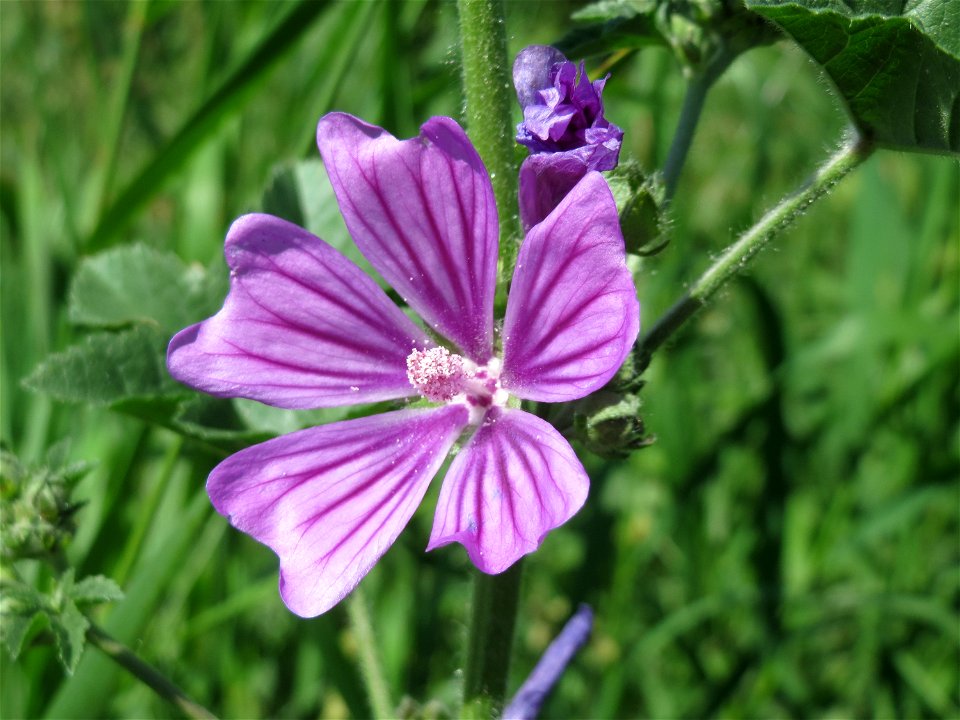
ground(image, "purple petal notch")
xmin=167 ymin=213 xmax=432 ymax=409
xmin=208 ymin=406 xmax=469 ymax=617
xmin=427 ymin=408 xmax=589 ymax=574
xmin=317 ymin=113 xmax=498 ymax=363
xmin=502 ymin=172 xmax=640 ymax=403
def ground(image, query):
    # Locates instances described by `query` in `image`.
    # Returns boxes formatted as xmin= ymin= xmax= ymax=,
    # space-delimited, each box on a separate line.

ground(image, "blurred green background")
xmin=1 ymin=1 xmax=957 ymax=718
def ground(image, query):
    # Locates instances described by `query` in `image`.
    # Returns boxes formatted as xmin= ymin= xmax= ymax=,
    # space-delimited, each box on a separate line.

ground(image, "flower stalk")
xmin=461 ymin=562 xmax=524 ymax=719
xmin=457 ymin=0 xmax=522 ymax=279
xmin=662 ymin=48 xmax=736 ymax=203
xmin=637 ymin=134 xmax=874 ymax=368
xmin=86 ymin=623 xmax=217 ymax=720
xmin=456 ymin=2 xmax=526 ymax=717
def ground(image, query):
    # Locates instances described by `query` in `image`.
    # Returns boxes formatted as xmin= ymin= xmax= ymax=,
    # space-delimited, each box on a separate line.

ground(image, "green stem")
xmin=455 ymin=2 xmax=525 ymax=716
xmin=457 ymin=0 xmax=521 ymax=280
xmin=345 ymin=587 xmax=393 ymax=719
xmin=662 ymin=50 xmax=736 ymax=203
xmin=637 ymin=134 xmax=874 ymax=368
xmin=86 ymin=623 xmax=217 ymax=720
xmin=461 ymin=562 xmax=524 ymax=720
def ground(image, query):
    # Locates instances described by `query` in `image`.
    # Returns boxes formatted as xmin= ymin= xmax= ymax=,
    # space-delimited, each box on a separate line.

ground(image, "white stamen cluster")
xmin=406 ymin=347 xmax=466 ymax=402
xmin=406 ymin=348 xmax=509 ymax=423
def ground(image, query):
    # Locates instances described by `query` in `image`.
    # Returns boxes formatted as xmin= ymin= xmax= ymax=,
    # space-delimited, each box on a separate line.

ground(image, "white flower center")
xmin=405 ymin=347 xmax=508 ymax=423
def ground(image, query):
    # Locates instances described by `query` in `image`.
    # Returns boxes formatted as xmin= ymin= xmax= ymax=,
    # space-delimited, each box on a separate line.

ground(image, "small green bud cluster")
xmin=1 ymin=449 xmax=89 ymax=562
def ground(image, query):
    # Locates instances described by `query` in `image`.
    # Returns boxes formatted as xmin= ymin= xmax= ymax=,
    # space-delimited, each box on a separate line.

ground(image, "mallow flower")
xmin=167 ymin=112 xmax=639 ymax=618
xmin=514 ymin=45 xmax=624 ymax=230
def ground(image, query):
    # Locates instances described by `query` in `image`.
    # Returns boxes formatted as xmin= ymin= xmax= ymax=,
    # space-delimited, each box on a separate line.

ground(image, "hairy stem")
xmin=456 ymin=2 xmax=525 ymax=717
xmin=457 ymin=0 xmax=521 ymax=279
xmin=86 ymin=623 xmax=217 ymax=720
xmin=461 ymin=562 xmax=524 ymax=719
xmin=638 ymin=134 xmax=874 ymax=368
xmin=345 ymin=587 xmax=393 ymax=718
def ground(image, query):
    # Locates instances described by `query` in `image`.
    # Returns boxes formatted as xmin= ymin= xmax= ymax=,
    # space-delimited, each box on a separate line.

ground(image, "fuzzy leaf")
xmin=746 ymin=0 xmax=960 ymax=154
xmin=69 ymin=244 xmax=227 ymax=333
xmin=23 ymin=325 xmax=182 ymax=405
xmin=0 ymin=610 xmax=42 ymax=659
xmin=0 ymin=582 xmax=47 ymax=659
xmin=571 ymin=0 xmax=657 ymax=23
xmin=51 ymin=599 xmax=89 ymax=675
xmin=70 ymin=575 xmax=125 ymax=605
xmin=557 ymin=7 xmax=665 ymax=58
xmin=232 ymin=399 xmax=350 ymax=436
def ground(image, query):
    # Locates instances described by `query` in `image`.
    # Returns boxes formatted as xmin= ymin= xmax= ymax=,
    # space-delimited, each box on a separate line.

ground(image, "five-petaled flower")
xmin=514 ymin=45 xmax=624 ymax=231
xmin=167 ymin=112 xmax=639 ymax=617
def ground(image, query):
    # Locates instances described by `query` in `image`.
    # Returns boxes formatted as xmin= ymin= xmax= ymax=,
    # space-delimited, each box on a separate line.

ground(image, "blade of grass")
xmin=85 ymin=0 xmax=332 ymax=251
xmin=96 ymin=0 xmax=150 ymax=218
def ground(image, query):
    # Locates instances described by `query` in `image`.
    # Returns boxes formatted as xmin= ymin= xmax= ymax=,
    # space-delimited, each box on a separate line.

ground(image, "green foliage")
xmin=24 ymin=326 xmax=181 ymax=406
xmin=1 ymin=568 xmax=124 ymax=674
xmin=1 ymin=1 xmax=957 ymax=718
xmin=0 ymin=448 xmax=90 ymax=561
xmin=747 ymin=0 xmax=960 ymax=154
xmin=560 ymin=0 xmax=780 ymax=73
xmin=69 ymin=244 xmax=227 ymax=333
xmin=606 ymin=161 xmax=669 ymax=255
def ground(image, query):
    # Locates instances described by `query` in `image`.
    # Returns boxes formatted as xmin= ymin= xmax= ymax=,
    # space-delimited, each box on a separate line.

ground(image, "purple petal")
xmin=501 ymin=172 xmax=640 ymax=402
xmin=503 ymin=604 xmax=594 ymax=720
xmin=513 ymin=45 xmax=568 ymax=108
xmin=208 ymin=406 xmax=469 ymax=617
xmin=316 ymin=113 xmax=497 ymax=362
xmin=427 ymin=408 xmax=588 ymax=573
xmin=167 ymin=214 xmax=430 ymax=409
xmin=517 ymin=153 xmax=589 ymax=231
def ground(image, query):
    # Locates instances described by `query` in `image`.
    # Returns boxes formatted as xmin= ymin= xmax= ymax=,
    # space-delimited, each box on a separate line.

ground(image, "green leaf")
xmin=68 ymin=244 xmax=226 ymax=333
xmin=746 ymin=0 xmax=960 ymax=154
xmin=232 ymin=399 xmax=350 ymax=436
xmin=50 ymin=598 xmax=90 ymax=675
xmin=23 ymin=325 xmax=182 ymax=405
xmin=557 ymin=8 xmax=665 ymax=58
xmin=262 ymin=159 xmax=383 ymax=284
xmin=571 ymin=0 xmax=657 ymax=23
xmin=0 ymin=610 xmax=42 ymax=660
xmin=0 ymin=581 xmax=47 ymax=659
xmin=70 ymin=575 xmax=125 ymax=606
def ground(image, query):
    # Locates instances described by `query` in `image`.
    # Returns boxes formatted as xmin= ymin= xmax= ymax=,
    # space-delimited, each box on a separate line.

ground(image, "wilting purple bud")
xmin=513 ymin=46 xmax=624 ymax=229
xmin=503 ymin=604 xmax=594 ymax=720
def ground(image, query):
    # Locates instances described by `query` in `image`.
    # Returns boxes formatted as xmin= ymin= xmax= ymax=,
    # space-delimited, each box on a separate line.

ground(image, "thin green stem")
xmin=461 ymin=562 xmax=524 ymax=720
xmin=457 ymin=0 xmax=521 ymax=280
xmin=637 ymin=134 xmax=874 ymax=368
xmin=86 ymin=623 xmax=217 ymax=720
xmin=345 ymin=587 xmax=393 ymax=719
xmin=662 ymin=50 xmax=736 ymax=203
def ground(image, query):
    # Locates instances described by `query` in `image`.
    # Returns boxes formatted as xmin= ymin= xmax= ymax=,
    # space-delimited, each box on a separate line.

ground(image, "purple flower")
xmin=514 ymin=46 xmax=624 ymax=231
xmin=167 ymin=113 xmax=640 ymax=618
xmin=504 ymin=604 xmax=594 ymax=720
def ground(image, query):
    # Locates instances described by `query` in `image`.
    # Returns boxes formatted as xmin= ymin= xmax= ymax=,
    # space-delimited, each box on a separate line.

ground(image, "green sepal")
xmin=606 ymin=162 xmax=669 ymax=256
